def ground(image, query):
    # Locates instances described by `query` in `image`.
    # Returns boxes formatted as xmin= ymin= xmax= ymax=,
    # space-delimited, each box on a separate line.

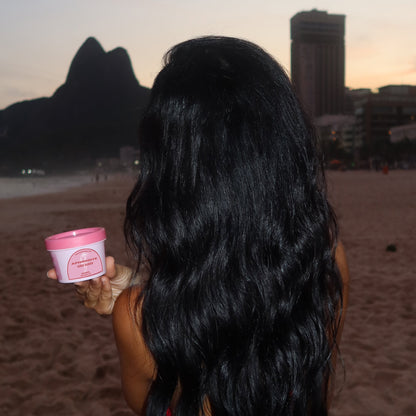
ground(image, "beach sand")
xmin=0 ymin=171 xmax=415 ymax=415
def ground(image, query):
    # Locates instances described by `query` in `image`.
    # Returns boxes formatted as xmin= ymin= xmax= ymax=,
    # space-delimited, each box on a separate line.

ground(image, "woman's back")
xmin=120 ymin=36 xmax=347 ymax=416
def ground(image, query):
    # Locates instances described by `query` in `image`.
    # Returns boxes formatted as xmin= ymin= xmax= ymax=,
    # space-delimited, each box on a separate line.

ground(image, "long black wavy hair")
xmin=125 ymin=36 xmax=343 ymax=416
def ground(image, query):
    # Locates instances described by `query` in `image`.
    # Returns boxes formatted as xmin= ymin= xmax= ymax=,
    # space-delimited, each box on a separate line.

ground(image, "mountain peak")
xmin=82 ymin=37 xmax=104 ymax=50
xmin=64 ymin=37 xmax=142 ymax=91
xmin=66 ymin=37 xmax=106 ymax=83
xmin=0 ymin=37 xmax=150 ymax=172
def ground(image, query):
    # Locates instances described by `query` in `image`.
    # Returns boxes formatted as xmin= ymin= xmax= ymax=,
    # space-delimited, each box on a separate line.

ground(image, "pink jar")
xmin=45 ymin=227 xmax=106 ymax=283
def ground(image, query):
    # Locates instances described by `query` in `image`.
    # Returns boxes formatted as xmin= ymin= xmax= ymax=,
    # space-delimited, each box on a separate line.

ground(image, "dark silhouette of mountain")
xmin=0 ymin=37 xmax=150 ymax=173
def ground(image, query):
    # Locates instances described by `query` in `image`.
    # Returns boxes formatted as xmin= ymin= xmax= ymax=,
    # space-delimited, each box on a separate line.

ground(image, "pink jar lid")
xmin=45 ymin=227 xmax=106 ymax=251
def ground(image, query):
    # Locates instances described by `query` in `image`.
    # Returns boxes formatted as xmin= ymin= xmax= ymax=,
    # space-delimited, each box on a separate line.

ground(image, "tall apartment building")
xmin=291 ymin=10 xmax=345 ymax=117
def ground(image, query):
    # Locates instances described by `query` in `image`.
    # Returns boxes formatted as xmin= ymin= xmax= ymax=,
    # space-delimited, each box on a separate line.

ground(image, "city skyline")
xmin=1 ymin=0 xmax=415 ymax=110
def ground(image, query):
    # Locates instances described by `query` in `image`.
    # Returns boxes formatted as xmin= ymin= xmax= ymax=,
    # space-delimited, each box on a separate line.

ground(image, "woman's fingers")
xmin=95 ymin=276 xmax=115 ymax=315
xmin=82 ymin=278 xmax=102 ymax=308
xmin=105 ymin=256 xmax=116 ymax=278
xmin=48 ymin=256 xmax=128 ymax=315
xmin=75 ymin=277 xmax=115 ymax=315
xmin=101 ymin=276 xmax=112 ymax=292
xmin=74 ymin=283 xmax=86 ymax=298
xmin=46 ymin=269 xmax=57 ymax=280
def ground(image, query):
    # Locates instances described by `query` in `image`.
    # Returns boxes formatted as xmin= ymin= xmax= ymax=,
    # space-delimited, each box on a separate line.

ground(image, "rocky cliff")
xmin=0 ymin=37 xmax=150 ymax=172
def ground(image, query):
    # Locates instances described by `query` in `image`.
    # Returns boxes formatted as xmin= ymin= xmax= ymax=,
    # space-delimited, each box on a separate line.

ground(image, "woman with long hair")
xmin=49 ymin=36 xmax=349 ymax=416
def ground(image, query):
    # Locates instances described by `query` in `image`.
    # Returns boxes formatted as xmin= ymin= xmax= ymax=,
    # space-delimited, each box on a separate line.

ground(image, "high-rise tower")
xmin=290 ymin=10 xmax=345 ymax=117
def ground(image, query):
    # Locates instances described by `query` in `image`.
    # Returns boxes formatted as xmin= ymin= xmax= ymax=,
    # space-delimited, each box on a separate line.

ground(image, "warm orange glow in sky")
xmin=0 ymin=0 xmax=415 ymax=109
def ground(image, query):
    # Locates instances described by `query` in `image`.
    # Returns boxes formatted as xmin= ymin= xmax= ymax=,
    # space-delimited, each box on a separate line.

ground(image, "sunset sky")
xmin=0 ymin=0 xmax=415 ymax=109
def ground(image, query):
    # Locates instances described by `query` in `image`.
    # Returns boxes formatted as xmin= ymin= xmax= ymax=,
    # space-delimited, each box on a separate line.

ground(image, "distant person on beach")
xmin=48 ymin=36 xmax=349 ymax=416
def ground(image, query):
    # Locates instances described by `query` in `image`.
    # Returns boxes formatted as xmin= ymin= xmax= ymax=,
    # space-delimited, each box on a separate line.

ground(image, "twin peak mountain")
xmin=0 ymin=37 xmax=150 ymax=172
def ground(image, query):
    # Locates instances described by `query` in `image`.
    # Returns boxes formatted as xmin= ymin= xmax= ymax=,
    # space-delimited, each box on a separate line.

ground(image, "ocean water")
xmin=0 ymin=174 xmax=95 ymax=199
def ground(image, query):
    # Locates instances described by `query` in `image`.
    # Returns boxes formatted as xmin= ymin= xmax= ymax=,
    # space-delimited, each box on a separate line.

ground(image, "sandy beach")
xmin=0 ymin=170 xmax=415 ymax=415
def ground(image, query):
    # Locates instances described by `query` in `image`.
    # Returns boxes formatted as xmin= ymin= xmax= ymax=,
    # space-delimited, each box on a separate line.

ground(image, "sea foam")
xmin=0 ymin=174 xmax=94 ymax=199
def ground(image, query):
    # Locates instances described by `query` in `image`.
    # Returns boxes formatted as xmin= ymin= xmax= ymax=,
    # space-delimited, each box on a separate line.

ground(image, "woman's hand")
xmin=47 ymin=256 xmax=135 ymax=315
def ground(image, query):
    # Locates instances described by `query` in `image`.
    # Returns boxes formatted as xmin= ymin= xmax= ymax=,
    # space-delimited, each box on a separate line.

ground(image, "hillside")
xmin=0 ymin=37 xmax=150 ymax=173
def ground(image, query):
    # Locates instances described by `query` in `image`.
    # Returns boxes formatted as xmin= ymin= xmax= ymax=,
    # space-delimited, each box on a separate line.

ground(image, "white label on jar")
xmin=67 ymin=248 xmax=103 ymax=280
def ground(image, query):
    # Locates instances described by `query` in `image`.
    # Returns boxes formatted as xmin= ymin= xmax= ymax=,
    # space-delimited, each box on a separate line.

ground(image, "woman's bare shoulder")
xmin=113 ymin=285 xmax=142 ymax=319
xmin=335 ymin=241 xmax=350 ymax=287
